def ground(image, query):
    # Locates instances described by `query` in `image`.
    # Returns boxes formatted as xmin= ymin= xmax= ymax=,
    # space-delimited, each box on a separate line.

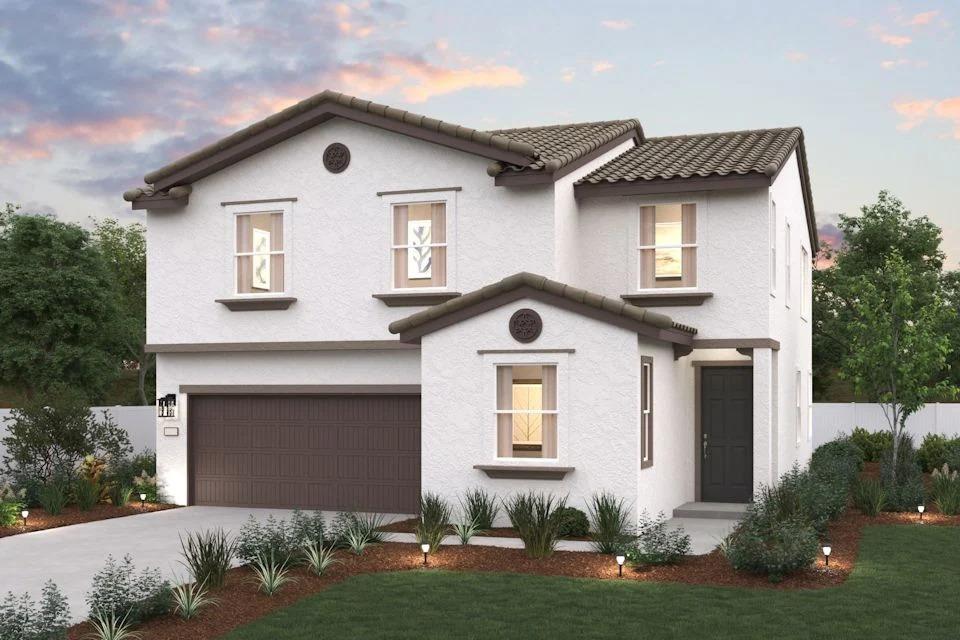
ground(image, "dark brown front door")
xmin=189 ymin=394 xmax=420 ymax=512
xmin=700 ymin=367 xmax=753 ymax=503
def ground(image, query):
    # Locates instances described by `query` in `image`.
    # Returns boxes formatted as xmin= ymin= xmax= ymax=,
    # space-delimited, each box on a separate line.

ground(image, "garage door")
xmin=189 ymin=394 xmax=420 ymax=513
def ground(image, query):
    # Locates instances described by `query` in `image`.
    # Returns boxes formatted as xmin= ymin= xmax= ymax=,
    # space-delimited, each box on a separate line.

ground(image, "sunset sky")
xmin=1 ymin=1 xmax=957 ymax=264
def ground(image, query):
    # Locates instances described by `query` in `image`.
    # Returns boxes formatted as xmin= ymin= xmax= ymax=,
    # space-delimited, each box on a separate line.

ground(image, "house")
xmin=126 ymin=90 xmax=815 ymax=519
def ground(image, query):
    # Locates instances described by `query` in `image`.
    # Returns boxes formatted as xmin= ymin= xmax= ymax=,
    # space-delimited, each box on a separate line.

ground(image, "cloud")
xmin=592 ymin=61 xmax=614 ymax=74
xmin=880 ymin=59 xmax=908 ymax=69
xmin=364 ymin=55 xmax=526 ymax=103
xmin=836 ymin=16 xmax=858 ymax=28
xmin=785 ymin=51 xmax=808 ymax=63
xmin=905 ymin=10 xmax=938 ymax=26
xmin=600 ymin=19 xmax=632 ymax=30
xmin=870 ymin=26 xmax=912 ymax=47
xmin=0 ymin=116 xmax=159 ymax=163
xmin=893 ymin=97 xmax=960 ymax=137
xmin=560 ymin=68 xmax=575 ymax=83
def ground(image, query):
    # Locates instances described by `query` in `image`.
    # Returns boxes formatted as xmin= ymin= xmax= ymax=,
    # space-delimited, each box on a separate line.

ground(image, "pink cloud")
xmin=600 ymin=19 xmax=632 ymax=30
xmin=0 ymin=116 xmax=158 ymax=162
xmin=592 ymin=61 xmax=614 ymax=74
xmin=905 ymin=10 xmax=938 ymax=26
xmin=785 ymin=51 xmax=808 ymax=62
xmin=870 ymin=26 xmax=912 ymax=47
xmin=381 ymin=56 xmax=525 ymax=103
xmin=893 ymin=97 xmax=960 ymax=138
xmin=560 ymin=68 xmax=575 ymax=83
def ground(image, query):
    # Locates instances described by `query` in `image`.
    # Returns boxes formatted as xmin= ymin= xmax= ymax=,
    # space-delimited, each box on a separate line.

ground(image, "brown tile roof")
xmin=576 ymin=127 xmax=802 ymax=184
xmin=388 ymin=272 xmax=696 ymax=343
xmin=488 ymin=119 xmax=643 ymax=174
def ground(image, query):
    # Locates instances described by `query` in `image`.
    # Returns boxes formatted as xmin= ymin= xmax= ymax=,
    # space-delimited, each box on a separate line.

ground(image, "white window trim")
xmin=770 ymin=200 xmax=777 ymax=297
xmin=800 ymin=246 xmax=810 ymax=321
xmin=483 ymin=351 xmax=568 ymax=465
xmin=225 ymin=201 xmax=293 ymax=298
xmin=634 ymin=202 xmax=699 ymax=292
xmin=795 ymin=368 xmax=803 ymax=446
xmin=383 ymin=190 xmax=457 ymax=293
xmin=641 ymin=359 xmax=653 ymax=466
xmin=784 ymin=222 xmax=792 ymax=309
xmin=807 ymin=369 xmax=814 ymax=443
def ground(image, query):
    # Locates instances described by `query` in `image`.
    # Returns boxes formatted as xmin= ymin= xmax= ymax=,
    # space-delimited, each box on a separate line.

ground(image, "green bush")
xmin=237 ymin=510 xmax=328 ymax=565
xmin=104 ymin=450 xmax=158 ymax=502
xmin=811 ymin=437 xmax=863 ymax=481
xmin=556 ymin=506 xmax=590 ymax=538
xmin=761 ymin=462 xmax=849 ymax=535
xmin=179 ymin=529 xmax=235 ymax=589
xmin=38 ymin=480 xmax=68 ymax=515
xmin=85 ymin=554 xmax=171 ymax=625
xmin=917 ymin=434 xmax=960 ymax=473
xmin=75 ymin=477 xmax=100 ymax=511
xmin=331 ymin=512 xmax=385 ymax=555
xmin=503 ymin=492 xmax=567 ymax=559
xmin=851 ymin=477 xmax=885 ymax=516
xmin=625 ymin=511 xmax=690 ymax=565
xmin=930 ymin=464 xmax=960 ymax=516
xmin=587 ymin=491 xmax=634 ymax=554
xmin=0 ymin=483 xmax=25 ymax=527
xmin=722 ymin=506 xmax=818 ymax=582
xmin=849 ymin=427 xmax=892 ymax=463
xmin=416 ymin=492 xmax=451 ymax=552
xmin=0 ymin=580 xmax=70 ymax=639
xmin=460 ymin=488 xmax=499 ymax=530
xmin=880 ymin=435 xmax=925 ymax=511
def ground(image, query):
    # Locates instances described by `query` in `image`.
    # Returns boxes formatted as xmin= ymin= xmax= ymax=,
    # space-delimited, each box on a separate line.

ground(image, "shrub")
xmin=0 ymin=483 xmax=25 ymax=527
xmin=85 ymin=554 xmax=171 ymax=624
xmin=930 ymin=464 xmax=960 ymax=516
xmin=170 ymin=579 xmax=217 ymax=621
xmin=104 ymin=451 xmax=158 ymax=502
xmin=236 ymin=511 xmax=327 ymax=565
xmin=880 ymin=435 xmax=925 ymax=511
xmin=0 ymin=580 xmax=70 ymax=639
xmin=917 ymin=434 xmax=960 ymax=473
xmin=38 ymin=481 xmax=68 ymax=516
xmin=416 ymin=492 xmax=451 ymax=552
xmin=722 ymin=508 xmax=818 ymax=582
xmin=503 ymin=492 xmax=567 ymax=559
xmin=131 ymin=471 xmax=159 ymax=504
xmin=625 ymin=511 xmax=690 ymax=565
xmin=555 ymin=506 xmax=590 ymax=538
xmin=851 ymin=477 xmax=885 ymax=516
xmin=86 ymin=610 xmax=139 ymax=640
xmin=811 ymin=437 xmax=863 ymax=484
xmin=0 ymin=392 xmax=131 ymax=487
xmin=179 ymin=529 xmax=235 ymax=589
xmin=451 ymin=518 xmax=480 ymax=545
xmin=461 ymin=488 xmax=498 ymax=530
xmin=760 ymin=464 xmax=847 ymax=535
xmin=109 ymin=484 xmax=133 ymax=508
xmin=332 ymin=512 xmax=385 ymax=555
xmin=849 ymin=427 xmax=892 ymax=463
xmin=302 ymin=541 xmax=339 ymax=576
xmin=75 ymin=477 xmax=100 ymax=511
xmin=250 ymin=552 xmax=295 ymax=596
xmin=587 ymin=492 xmax=634 ymax=555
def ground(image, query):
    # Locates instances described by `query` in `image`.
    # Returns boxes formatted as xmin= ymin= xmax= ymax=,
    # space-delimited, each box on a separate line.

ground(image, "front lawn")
xmin=225 ymin=525 xmax=959 ymax=640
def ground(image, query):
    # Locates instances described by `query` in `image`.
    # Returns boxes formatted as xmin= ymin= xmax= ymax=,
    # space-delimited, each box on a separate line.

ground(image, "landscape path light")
xmin=140 ymin=493 xmax=147 ymax=510
xmin=421 ymin=543 xmax=430 ymax=566
xmin=616 ymin=554 xmax=626 ymax=577
xmin=21 ymin=509 xmax=28 ymax=528
xmin=918 ymin=504 xmax=925 ymax=524
xmin=822 ymin=545 xmax=832 ymax=567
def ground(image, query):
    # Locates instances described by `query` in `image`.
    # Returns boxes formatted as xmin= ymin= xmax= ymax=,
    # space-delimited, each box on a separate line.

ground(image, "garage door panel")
xmin=190 ymin=394 xmax=420 ymax=512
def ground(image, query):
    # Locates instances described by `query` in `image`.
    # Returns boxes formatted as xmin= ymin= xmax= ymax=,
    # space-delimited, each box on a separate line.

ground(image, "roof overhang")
xmin=389 ymin=272 xmax=696 ymax=346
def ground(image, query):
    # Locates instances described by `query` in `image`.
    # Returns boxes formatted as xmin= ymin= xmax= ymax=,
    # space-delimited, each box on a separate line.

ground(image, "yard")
xmin=223 ymin=525 xmax=958 ymax=640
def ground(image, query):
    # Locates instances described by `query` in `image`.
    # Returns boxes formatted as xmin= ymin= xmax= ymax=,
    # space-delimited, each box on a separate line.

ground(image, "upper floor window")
xmin=495 ymin=364 xmax=557 ymax=459
xmin=784 ymin=222 xmax=792 ymax=308
xmin=235 ymin=211 xmax=284 ymax=294
xmin=639 ymin=204 xmax=697 ymax=289
xmin=801 ymin=246 xmax=810 ymax=319
xmin=392 ymin=202 xmax=446 ymax=289
xmin=770 ymin=201 xmax=777 ymax=296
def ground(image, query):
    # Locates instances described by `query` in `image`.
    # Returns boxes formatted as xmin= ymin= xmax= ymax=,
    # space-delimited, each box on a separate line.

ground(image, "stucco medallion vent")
xmin=323 ymin=142 xmax=350 ymax=173
xmin=509 ymin=308 xmax=542 ymax=343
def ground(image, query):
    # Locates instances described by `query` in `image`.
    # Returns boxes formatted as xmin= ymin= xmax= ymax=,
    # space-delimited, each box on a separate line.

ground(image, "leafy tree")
xmin=0 ymin=202 xmax=18 ymax=229
xmin=0 ymin=214 xmax=122 ymax=400
xmin=836 ymin=251 xmax=955 ymax=482
xmin=94 ymin=219 xmax=152 ymax=405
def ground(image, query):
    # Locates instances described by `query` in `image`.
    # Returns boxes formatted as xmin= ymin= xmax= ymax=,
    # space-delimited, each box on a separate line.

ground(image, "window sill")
xmin=621 ymin=291 xmax=713 ymax=307
xmin=372 ymin=292 xmax=461 ymax=307
xmin=473 ymin=464 xmax=574 ymax=480
xmin=216 ymin=297 xmax=297 ymax=311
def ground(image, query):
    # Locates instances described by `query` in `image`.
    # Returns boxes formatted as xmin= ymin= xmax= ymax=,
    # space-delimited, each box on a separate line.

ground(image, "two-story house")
xmin=125 ymin=90 xmax=815 ymax=520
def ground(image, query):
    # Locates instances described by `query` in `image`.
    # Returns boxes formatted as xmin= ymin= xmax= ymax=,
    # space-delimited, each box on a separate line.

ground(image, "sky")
xmin=1 ymin=0 xmax=958 ymax=265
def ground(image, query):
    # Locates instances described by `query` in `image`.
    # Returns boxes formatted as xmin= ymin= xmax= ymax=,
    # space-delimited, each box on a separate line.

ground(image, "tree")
xmin=94 ymin=219 xmax=152 ymax=405
xmin=0 ymin=214 xmax=122 ymax=401
xmin=837 ymin=251 xmax=955 ymax=482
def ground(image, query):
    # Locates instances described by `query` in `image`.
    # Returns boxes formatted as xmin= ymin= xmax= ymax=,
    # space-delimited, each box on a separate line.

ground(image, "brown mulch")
xmin=379 ymin=517 xmax=592 ymax=541
xmin=0 ymin=502 xmax=177 ymax=538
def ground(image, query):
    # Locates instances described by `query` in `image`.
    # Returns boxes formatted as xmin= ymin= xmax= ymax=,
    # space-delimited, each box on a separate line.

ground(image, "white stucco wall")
xmin=154 ymin=348 xmax=420 ymax=504
xmin=147 ymin=117 xmax=556 ymax=346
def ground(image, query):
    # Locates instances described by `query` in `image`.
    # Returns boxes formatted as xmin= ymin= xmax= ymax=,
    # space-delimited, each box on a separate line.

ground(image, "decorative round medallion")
xmin=509 ymin=308 xmax=543 ymax=343
xmin=323 ymin=142 xmax=351 ymax=173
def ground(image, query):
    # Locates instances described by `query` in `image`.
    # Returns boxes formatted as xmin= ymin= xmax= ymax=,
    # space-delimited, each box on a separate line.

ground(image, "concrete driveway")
xmin=0 ymin=506 xmax=409 ymax=622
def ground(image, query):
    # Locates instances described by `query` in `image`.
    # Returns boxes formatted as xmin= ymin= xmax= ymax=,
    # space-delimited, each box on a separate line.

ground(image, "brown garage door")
xmin=189 ymin=394 xmax=420 ymax=512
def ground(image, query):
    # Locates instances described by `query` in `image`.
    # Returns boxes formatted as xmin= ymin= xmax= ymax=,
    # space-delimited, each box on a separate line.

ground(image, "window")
xmin=784 ymin=222 xmax=792 ymax=307
xmin=807 ymin=369 xmax=814 ymax=442
xmin=795 ymin=368 xmax=802 ymax=446
xmin=495 ymin=364 xmax=557 ymax=459
xmin=770 ymin=201 xmax=777 ymax=296
xmin=392 ymin=202 xmax=446 ymax=289
xmin=641 ymin=356 xmax=654 ymax=468
xmin=235 ymin=211 xmax=284 ymax=294
xmin=801 ymin=246 xmax=810 ymax=319
xmin=638 ymin=204 xmax=697 ymax=288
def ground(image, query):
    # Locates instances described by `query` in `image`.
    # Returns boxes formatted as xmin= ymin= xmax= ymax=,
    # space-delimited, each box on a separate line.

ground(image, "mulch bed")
xmin=380 ymin=517 xmax=592 ymax=541
xmin=0 ymin=502 xmax=177 ymax=539
xmin=66 ymin=504 xmax=960 ymax=640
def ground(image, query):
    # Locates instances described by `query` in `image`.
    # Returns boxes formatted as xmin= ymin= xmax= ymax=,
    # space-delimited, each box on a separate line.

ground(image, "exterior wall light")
xmin=822 ymin=545 xmax=831 ymax=566
xmin=139 ymin=493 xmax=147 ymax=509
xmin=421 ymin=543 xmax=430 ymax=566
xmin=616 ymin=554 xmax=626 ymax=577
xmin=21 ymin=510 xmax=28 ymax=528
xmin=918 ymin=504 xmax=925 ymax=523
xmin=157 ymin=394 xmax=177 ymax=418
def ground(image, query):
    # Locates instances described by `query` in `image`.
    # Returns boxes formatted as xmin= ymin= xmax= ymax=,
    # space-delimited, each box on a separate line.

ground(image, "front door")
xmin=700 ymin=367 xmax=753 ymax=503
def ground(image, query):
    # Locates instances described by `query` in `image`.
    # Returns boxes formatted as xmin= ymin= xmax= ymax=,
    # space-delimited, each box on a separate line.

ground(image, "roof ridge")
xmin=487 ymin=118 xmax=640 ymax=134
xmin=644 ymin=126 xmax=801 ymax=142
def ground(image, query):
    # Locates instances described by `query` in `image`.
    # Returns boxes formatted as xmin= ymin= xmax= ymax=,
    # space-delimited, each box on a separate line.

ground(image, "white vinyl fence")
xmin=0 ymin=405 xmax=155 ymax=464
xmin=813 ymin=403 xmax=960 ymax=447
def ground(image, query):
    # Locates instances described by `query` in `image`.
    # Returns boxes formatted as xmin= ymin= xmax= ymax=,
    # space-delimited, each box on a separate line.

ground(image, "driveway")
xmin=0 ymin=506 xmax=410 ymax=622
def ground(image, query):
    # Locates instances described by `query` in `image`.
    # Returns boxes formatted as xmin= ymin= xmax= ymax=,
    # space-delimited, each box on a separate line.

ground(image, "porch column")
xmin=752 ymin=347 xmax=775 ymax=491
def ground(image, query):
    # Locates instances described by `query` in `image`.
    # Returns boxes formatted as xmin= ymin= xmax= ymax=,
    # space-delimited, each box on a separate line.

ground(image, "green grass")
xmin=225 ymin=526 xmax=960 ymax=639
